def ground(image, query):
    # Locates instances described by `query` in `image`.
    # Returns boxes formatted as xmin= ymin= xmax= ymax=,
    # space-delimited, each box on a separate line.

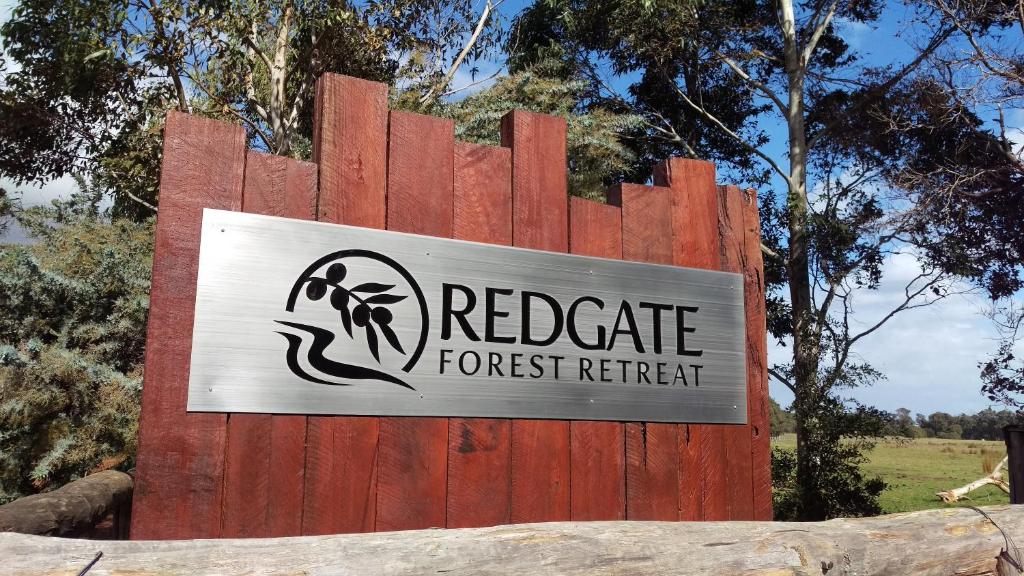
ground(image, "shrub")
xmin=0 ymin=190 xmax=152 ymax=502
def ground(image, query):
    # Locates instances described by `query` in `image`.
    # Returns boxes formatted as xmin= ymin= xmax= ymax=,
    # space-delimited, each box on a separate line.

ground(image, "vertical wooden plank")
xmin=610 ymin=183 xmax=681 ymax=521
xmin=718 ymin=185 xmax=755 ymax=520
xmin=454 ymin=143 xmax=513 ymax=246
xmin=222 ymin=414 xmax=271 ymax=538
xmin=374 ymin=110 xmax=453 ymax=531
xmin=501 ymin=110 xmax=571 ymax=523
xmin=266 ymin=415 xmax=308 ymax=536
xmin=130 ymin=111 xmax=245 ymax=540
xmin=221 ymin=151 xmax=316 ymax=538
xmin=655 ymin=158 xmax=728 ymax=521
xmin=447 ymin=142 xmax=513 ymax=528
xmin=303 ymin=73 xmax=388 ymax=535
xmin=242 ymin=156 xmax=316 ymax=535
xmin=314 ymin=74 xmax=388 ymax=228
xmin=678 ymin=423 xmax=702 ymax=520
xmin=742 ymin=188 xmax=773 ymax=520
xmin=567 ymin=197 xmax=626 ymax=521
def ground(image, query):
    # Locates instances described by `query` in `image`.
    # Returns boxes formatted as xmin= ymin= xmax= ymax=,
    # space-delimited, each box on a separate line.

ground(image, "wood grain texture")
xmin=221 ymin=413 xmax=271 ymax=538
xmin=375 ymin=418 xmax=448 ymax=531
xmin=446 ymin=418 xmax=511 ymax=528
xmin=613 ymin=183 xmax=681 ymax=521
xmin=717 ymin=185 xmax=755 ymax=521
xmin=454 ymin=143 xmax=512 ymax=245
xmin=448 ymin=142 xmax=513 ymax=529
xmin=567 ymin=197 xmax=625 ymax=521
xmin=500 ymin=110 xmax=568 ymax=252
xmin=304 ymin=74 xmax=389 ymax=535
xmin=222 ymin=151 xmax=317 ymax=538
xmin=678 ymin=424 xmax=702 ymax=521
xmin=130 ymin=111 xmax=246 ymax=540
xmin=742 ymin=188 xmax=773 ymax=520
xmin=0 ymin=470 xmax=132 ymax=536
xmin=387 ymin=111 xmax=454 ymax=235
xmin=375 ymin=110 xmax=454 ymax=531
xmin=502 ymin=110 xmax=571 ymax=523
xmin=654 ymin=158 xmax=728 ymax=521
xmin=314 ymin=73 xmax=388 ymax=228
xmin=12 ymin=506 xmax=1023 ymax=575
xmin=266 ymin=415 xmax=308 ymax=536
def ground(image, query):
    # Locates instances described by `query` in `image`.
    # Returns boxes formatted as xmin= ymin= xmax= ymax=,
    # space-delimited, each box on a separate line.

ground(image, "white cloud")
xmin=834 ymin=17 xmax=872 ymax=52
xmin=769 ymin=251 xmax=1015 ymax=417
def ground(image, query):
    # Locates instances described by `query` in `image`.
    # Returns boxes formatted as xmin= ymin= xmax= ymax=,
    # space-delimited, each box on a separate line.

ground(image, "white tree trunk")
xmin=3 ymin=506 xmax=1024 ymax=575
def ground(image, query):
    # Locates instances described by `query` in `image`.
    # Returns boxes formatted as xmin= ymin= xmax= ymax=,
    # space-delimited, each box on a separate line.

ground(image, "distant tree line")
xmin=771 ymin=400 xmax=1021 ymax=441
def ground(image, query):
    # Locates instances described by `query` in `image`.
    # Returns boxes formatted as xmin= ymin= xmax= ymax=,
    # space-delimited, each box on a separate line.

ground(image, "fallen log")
xmin=938 ymin=457 xmax=1011 ymax=503
xmin=0 ymin=470 xmax=133 ymax=537
xmin=2 ymin=505 xmax=1024 ymax=575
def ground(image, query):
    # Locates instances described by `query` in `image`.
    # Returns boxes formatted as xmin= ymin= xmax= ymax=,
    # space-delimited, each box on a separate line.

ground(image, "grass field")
xmin=772 ymin=434 xmax=1010 ymax=513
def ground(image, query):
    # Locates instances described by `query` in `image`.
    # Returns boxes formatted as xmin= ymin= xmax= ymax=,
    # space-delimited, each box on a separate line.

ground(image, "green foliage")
xmin=769 ymin=397 xmax=796 ymax=436
xmin=0 ymin=188 xmax=151 ymax=502
xmin=772 ymin=397 xmax=887 ymax=521
xmin=1 ymin=0 xmax=503 ymax=216
xmin=773 ymin=435 xmax=1010 ymax=514
xmin=505 ymin=0 xmax=772 ymax=187
xmin=438 ymin=62 xmax=644 ymax=200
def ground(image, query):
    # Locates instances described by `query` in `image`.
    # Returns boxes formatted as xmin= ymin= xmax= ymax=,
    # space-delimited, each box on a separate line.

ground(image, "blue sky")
xmin=1 ymin=0 xmax=1020 ymax=416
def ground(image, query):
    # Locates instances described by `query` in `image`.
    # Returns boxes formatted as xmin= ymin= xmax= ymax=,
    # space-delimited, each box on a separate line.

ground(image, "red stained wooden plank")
xmin=387 ymin=111 xmax=455 ymax=235
xmin=501 ymin=111 xmax=571 ymax=523
xmin=454 ymin=142 xmax=512 ymax=246
xmin=446 ymin=418 xmax=511 ymax=528
xmin=222 ymin=151 xmax=316 ymax=538
xmin=567 ymin=197 xmax=625 ymax=521
xmin=314 ymin=73 xmax=388 ymax=228
xmin=447 ymin=142 xmax=513 ymax=529
xmin=678 ymin=424 xmax=702 ymax=520
xmin=304 ymin=73 xmax=389 ymax=535
xmin=717 ymin=185 xmax=755 ymax=521
xmin=569 ymin=196 xmax=622 ymax=259
xmin=655 ymin=158 xmax=728 ymax=521
xmin=375 ymin=110 xmax=454 ymax=531
xmin=375 ymin=418 xmax=449 ymax=531
xmin=302 ymin=418 xmax=380 ymax=535
xmin=742 ymin=188 xmax=773 ymax=520
xmin=222 ymin=414 xmax=271 ymax=538
xmin=130 ymin=111 xmax=246 ymax=540
xmin=266 ymin=415 xmax=308 ymax=536
xmin=500 ymin=111 xmax=568 ymax=252
xmin=613 ymin=183 xmax=681 ymax=521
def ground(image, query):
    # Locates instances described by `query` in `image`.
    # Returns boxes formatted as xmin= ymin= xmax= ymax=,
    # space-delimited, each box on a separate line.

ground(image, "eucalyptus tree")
xmin=0 ymin=0 xmax=504 ymax=217
xmin=508 ymin=0 xmax=966 ymax=519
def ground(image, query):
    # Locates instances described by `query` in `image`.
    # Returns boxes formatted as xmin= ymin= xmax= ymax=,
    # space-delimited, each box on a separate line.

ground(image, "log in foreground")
xmin=0 ymin=470 xmax=132 ymax=536
xmin=2 ymin=505 xmax=1023 ymax=576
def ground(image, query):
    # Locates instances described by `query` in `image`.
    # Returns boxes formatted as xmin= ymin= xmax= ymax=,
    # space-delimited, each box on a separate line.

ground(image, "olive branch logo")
xmin=303 ymin=262 xmax=406 ymax=363
xmin=278 ymin=249 xmax=429 ymax=390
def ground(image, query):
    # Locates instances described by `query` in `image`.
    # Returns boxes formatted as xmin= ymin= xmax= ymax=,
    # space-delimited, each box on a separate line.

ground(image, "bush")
xmin=0 ymin=191 xmax=152 ymax=502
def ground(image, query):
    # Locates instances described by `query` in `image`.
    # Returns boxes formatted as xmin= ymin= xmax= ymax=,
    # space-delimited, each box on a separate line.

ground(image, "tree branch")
xmin=769 ymin=368 xmax=797 ymax=394
xmin=807 ymin=25 xmax=955 ymax=149
xmin=716 ymin=52 xmax=788 ymax=114
xmin=801 ymin=0 xmax=840 ymax=66
xmin=670 ymin=80 xmax=792 ymax=183
xmin=419 ymin=0 xmax=502 ymax=107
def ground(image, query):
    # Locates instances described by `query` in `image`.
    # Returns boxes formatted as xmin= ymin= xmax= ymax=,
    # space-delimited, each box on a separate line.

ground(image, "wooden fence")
xmin=130 ymin=73 xmax=771 ymax=539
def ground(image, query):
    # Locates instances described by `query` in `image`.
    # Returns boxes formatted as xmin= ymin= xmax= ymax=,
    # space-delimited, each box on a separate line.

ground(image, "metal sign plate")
xmin=187 ymin=209 xmax=747 ymax=423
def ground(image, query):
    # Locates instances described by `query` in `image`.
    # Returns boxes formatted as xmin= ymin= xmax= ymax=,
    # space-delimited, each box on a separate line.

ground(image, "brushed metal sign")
xmin=187 ymin=209 xmax=747 ymax=423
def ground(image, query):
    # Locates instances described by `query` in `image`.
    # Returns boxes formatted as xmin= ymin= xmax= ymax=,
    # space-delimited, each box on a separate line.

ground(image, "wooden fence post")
xmin=1005 ymin=424 xmax=1024 ymax=504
